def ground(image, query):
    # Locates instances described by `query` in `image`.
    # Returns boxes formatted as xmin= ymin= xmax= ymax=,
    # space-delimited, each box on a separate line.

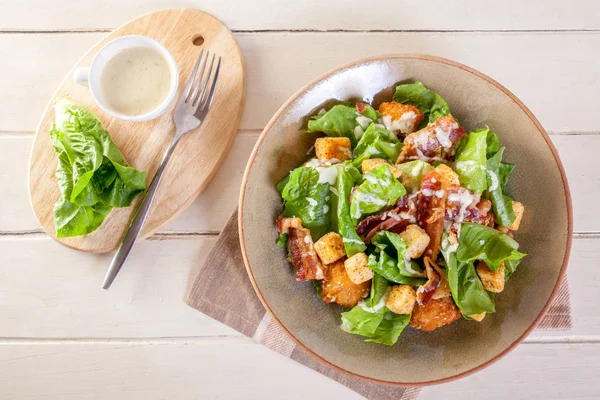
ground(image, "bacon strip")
xmin=416 ymin=258 xmax=441 ymax=306
xmin=444 ymin=186 xmax=495 ymax=236
xmin=417 ymin=171 xmax=446 ymax=259
xmin=278 ymin=217 xmax=325 ymax=281
xmin=396 ymin=115 xmax=466 ymax=163
xmin=355 ymin=194 xmax=417 ymax=242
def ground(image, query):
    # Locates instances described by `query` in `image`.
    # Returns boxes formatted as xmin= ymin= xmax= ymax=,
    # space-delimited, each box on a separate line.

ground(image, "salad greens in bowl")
xmin=239 ymin=55 xmax=571 ymax=385
xmin=275 ymin=82 xmax=526 ymax=345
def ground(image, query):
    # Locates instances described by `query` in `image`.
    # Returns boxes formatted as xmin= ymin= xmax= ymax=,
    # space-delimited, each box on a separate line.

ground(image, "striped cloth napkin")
xmin=186 ymin=210 xmax=572 ymax=400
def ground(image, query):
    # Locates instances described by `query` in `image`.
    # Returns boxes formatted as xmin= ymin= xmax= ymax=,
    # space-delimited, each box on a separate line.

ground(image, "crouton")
xmin=469 ymin=313 xmax=486 ymax=322
xmin=399 ymin=224 xmax=431 ymax=259
xmin=386 ymin=285 xmax=417 ymax=315
xmin=378 ymin=102 xmax=424 ymax=135
xmin=434 ymin=164 xmax=460 ymax=186
xmin=314 ymin=232 xmax=346 ymax=265
xmin=410 ymin=297 xmax=462 ymax=331
xmin=508 ymin=201 xmax=524 ymax=231
xmin=476 ymin=261 xmax=505 ymax=293
xmin=361 ymin=158 xmax=402 ymax=179
xmin=344 ymin=253 xmax=373 ymax=284
xmin=315 ymin=137 xmax=352 ymax=162
xmin=321 ymin=259 xmax=370 ymax=308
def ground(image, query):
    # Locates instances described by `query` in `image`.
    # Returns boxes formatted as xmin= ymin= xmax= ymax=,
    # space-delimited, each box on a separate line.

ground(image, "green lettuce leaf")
xmin=454 ymin=128 xmax=489 ymax=193
xmin=368 ymin=231 xmax=426 ymax=285
xmin=341 ymin=306 xmax=386 ymax=337
xmin=352 ymin=123 xmax=402 ymax=167
xmin=307 ymin=104 xmax=378 ymax=145
xmin=392 ymin=81 xmax=450 ymax=124
xmin=312 ymin=279 xmax=323 ymax=297
xmin=486 ymin=129 xmax=500 ymax=159
xmin=446 ymin=252 xmax=496 ymax=316
xmin=281 ymin=166 xmax=332 ymax=240
xmin=498 ymin=162 xmax=515 ymax=192
xmin=350 ymin=164 xmax=406 ymax=219
xmin=504 ymin=258 xmax=522 ymax=282
xmin=276 ymin=233 xmax=288 ymax=248
xmin=394 ymin=160 xmax=434 ymax=193
xmin=486 ymin=147 xmax=516 ymax=227
xmin=457 ymin=222 xmax=526 ymax=272
xmin=366 ymin=273 xmax=389 ymax=308
xmin=341 ymin=303 xmax=410 ymax=346
xmin=50 ymin=97 xmax=146 ymax=237
xmin=335 ymin=163 xmax=366 ymax=256
xmin=53 ymin=197 xmax=112 ymax=238
xmin=365 ymin=310 xmax=411 ymax=345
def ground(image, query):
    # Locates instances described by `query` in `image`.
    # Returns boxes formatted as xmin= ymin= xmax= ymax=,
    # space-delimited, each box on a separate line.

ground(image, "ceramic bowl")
xmin=239 ymin=54 xmax=572 ymax=385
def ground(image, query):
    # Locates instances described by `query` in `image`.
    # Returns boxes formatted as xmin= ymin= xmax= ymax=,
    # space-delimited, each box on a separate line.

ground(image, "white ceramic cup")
xmin=73 ymin=35 xmax=179 ymax=122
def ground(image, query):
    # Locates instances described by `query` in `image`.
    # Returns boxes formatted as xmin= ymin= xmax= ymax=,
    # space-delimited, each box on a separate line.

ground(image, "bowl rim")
xmin=238 ymin=53 xmax=573 ymax=386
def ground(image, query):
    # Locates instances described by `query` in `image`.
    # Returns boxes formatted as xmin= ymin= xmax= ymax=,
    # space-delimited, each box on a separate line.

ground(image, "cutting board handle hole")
xmin=192 ymin=35 xmax=205 ymax=46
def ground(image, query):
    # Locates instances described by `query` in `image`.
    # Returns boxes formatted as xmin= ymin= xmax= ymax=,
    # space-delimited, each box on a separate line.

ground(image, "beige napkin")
xmin=186 ymin=210 xmax=572 ymax=400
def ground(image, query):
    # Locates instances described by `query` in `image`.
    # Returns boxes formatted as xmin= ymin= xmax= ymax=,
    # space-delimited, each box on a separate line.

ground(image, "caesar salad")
xmin=275 ymin=82 xmax=526 ymax=345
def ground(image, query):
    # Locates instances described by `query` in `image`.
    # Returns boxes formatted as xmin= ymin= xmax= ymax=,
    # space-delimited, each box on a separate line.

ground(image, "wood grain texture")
xmin=0 ymin=0 xmax=599 ymax=31
xmin=0 ymin=342 xmax=598 ymax=400
xmin=0 ymin=236 xmax=243 ymax=338
xmin=1 ymin=32 xmax=599 ymax=134
xmin=28 ymin=9 xmax=245 ymax=252
xmin=0 ymin=236 xmax=596 ymax=339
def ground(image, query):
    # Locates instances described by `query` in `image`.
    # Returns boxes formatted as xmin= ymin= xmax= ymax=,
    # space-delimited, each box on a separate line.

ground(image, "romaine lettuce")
xmin=486 ymin=147 xmax=516 ymax=227
xmin=340 ymin=280 xmax=410 ymax=346
xmin=341 ymin=306 xmax=386 ymax=337
xmin=504 ymin=258 xmax=522 ymax=282
xmin=281 ymin=167 xmax=332 ymax=240
xmin=392 ymin=81 xmax=450 ymax=124
xmin=365 ymin=310 xmax=411 ymax=345
xmin=454 ymin=128 xmax=489 ymax=193
xmin=368 ymin=231 xmax=426 ymax=285
xmin=498 ymin=162 xmax=515 ymax=192
xmin=394 ymin=160 xmax=434 ymax=193
xmin=352 ymin=123 xmax=402 ymax=167
xmin=456 ymin=222 xmax=526 ymax=272
xmin=50 ymin=98 xmax=146 ymax=237
xmin=366 ymin=273 xmax=389 ymax=307
xmin=335 ymin=163 xmax=366 ymax=256
xmin=307 ymin=104 xmax=378 ymax=145
xmin=350 ymin=164 xmax=406 ymax=219
xmin=446 ymin=253 xmax=496 ymax=316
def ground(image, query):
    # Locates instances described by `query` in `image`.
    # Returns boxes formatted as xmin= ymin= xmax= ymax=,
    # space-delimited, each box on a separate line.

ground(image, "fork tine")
xmin=198 ymin=56 xmax=221 ymax=111
xmin=182 ymin=49 xmax=204 ymax=101
xmin=188 ymin=51 xmax=210 ymax=105
xmin=194 ymin=53 xmax=216 ymax=107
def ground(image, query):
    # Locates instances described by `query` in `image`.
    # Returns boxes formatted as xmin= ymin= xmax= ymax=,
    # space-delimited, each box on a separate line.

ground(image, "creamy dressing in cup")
xmin=74 ymin=35 xmax=179 ymax=122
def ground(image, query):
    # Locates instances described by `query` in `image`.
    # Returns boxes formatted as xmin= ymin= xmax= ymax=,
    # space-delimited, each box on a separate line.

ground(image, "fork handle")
xmin=102 ymin=139 xmax=178 ymax=290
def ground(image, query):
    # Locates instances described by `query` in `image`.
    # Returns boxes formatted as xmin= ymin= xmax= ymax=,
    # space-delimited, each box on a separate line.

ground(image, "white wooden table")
xmin=1 ymin=1 xmax=599 ymax=398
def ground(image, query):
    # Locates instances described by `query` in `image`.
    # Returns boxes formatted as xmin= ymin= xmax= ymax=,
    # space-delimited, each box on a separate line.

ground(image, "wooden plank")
xmin=0 ymin=341 xmax=597 ymax=399
xmin=0 ymin=236 xmax=242 ymax=338
xmin=0 ymin=339 xmax=363 ymax=399
xmin=1 ymin=33 xmax=600 ymax=133
xmin=0 ymin=235 xmax=596 ymax=338
xmin=4 ymin=133 xmax=600 ymax=234
xmin=0 ymin=0 xmax=599 ymax=31
xmin=420 ymin=343 xmax=600 ymax=400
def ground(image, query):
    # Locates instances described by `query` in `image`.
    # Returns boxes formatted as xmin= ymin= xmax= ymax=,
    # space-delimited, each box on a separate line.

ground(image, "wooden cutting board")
xmin=28 ymin=8 xmax=245 ymax=253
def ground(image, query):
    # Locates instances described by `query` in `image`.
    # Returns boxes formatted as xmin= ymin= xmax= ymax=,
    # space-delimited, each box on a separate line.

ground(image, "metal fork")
xmin=102 ymin=49 xmax=222 ymax=290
